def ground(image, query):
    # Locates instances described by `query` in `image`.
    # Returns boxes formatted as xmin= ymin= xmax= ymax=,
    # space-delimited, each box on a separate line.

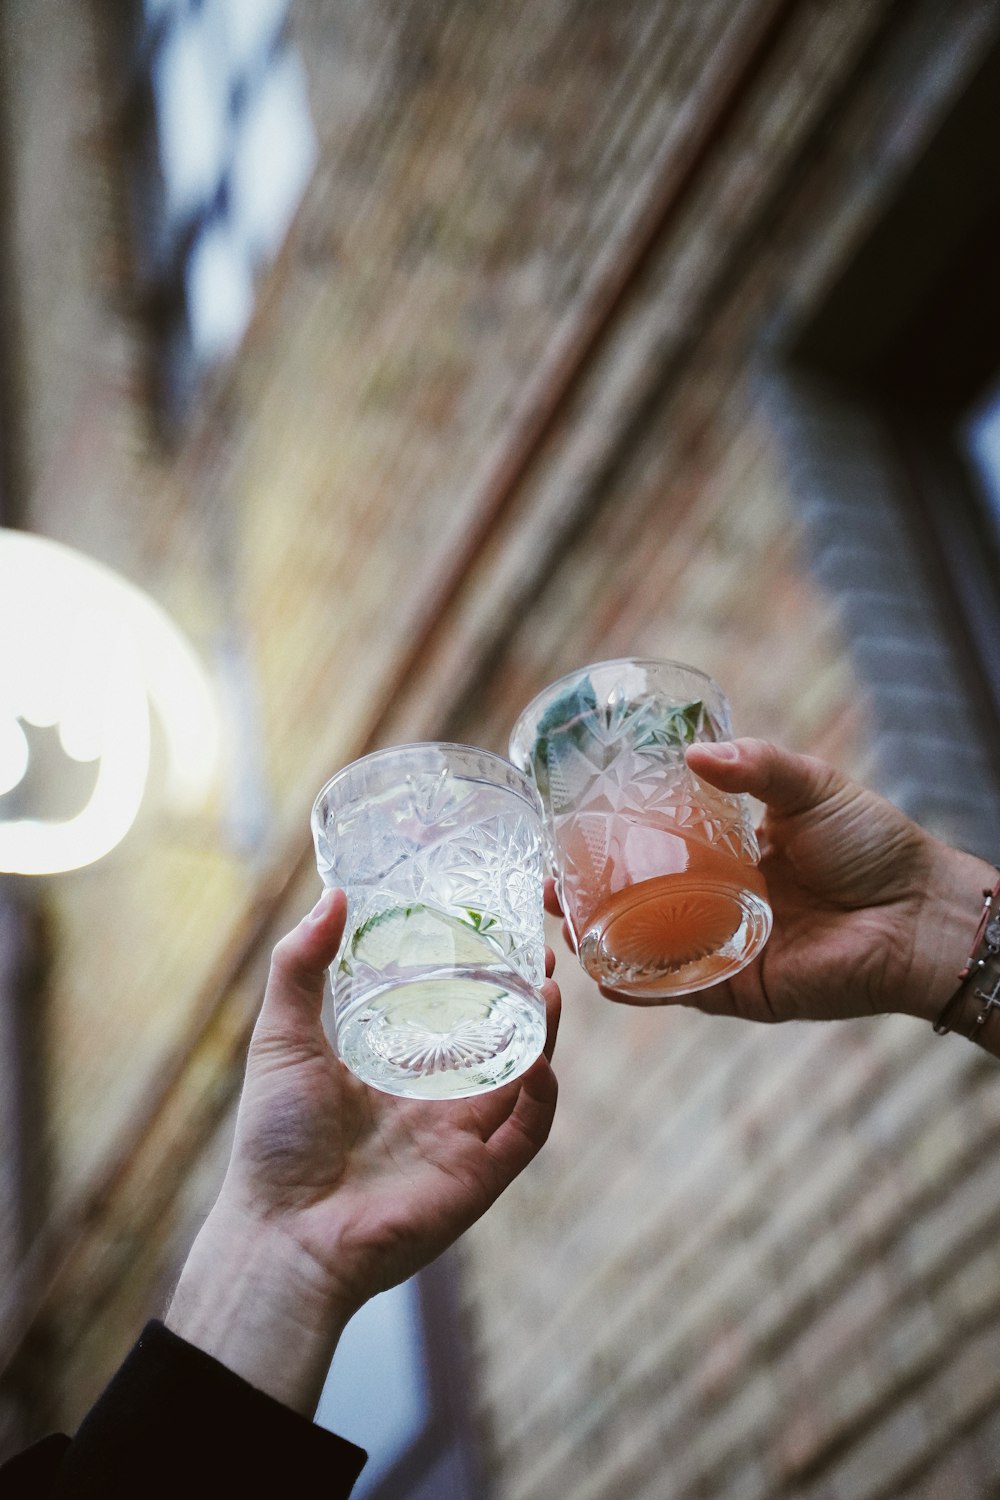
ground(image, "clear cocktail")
xmin=510 ymin=660 xmax=771 ymax=999
xmin=312 ymin=743 xmax=548 ymax=1098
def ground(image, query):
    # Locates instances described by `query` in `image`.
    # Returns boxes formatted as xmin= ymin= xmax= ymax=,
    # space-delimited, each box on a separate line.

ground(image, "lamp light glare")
xmin=0 ymin=529 xmax=221 ymax=875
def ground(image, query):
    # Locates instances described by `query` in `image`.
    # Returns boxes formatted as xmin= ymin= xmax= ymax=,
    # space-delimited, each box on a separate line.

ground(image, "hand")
xmin=167 ymin=888 xmax=560 ymax=1414
xmin=546 ymin=738 xmax=994 ymax=1031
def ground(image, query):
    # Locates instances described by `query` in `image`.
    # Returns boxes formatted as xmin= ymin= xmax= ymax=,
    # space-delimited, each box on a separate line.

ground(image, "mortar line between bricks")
xmin=554 ymin=1197 xmax=1000 ymax=1500
xmin=486 ymin=1022 xmax=953 ymax=1430
xmin=770 ymin=1212 xmax=1000 ymax=1495
xmin=491 ymin=1104 xmax=1000 ymax=1496
xmin=864 ymin=1353 xmax=1000 ymax=1500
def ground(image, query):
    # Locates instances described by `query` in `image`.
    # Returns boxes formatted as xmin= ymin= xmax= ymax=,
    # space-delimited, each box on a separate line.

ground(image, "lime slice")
xmin=349 ymin=904 xmax=502 ymax=969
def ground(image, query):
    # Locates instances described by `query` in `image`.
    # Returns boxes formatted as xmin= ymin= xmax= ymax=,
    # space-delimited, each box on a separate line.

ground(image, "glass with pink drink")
xmin=510 ymin=659 xmax=771 ymax=999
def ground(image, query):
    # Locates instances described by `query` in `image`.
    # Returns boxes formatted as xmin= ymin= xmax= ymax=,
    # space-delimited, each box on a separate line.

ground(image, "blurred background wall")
xmin=2 ymin=0 xmax=1000 ymax=1496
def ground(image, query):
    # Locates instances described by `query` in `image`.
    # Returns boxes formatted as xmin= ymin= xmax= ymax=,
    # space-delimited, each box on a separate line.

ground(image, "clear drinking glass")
xmin=509 ymin=659 xmax=771 ymax=999
xmin=311 ymin=742 xmax=548 ymax=1099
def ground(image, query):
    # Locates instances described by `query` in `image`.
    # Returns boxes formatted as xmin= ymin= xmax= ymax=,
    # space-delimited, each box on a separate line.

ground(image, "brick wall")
xmin=438 ymin=3 xmax=1000 ymax=1496
xmin=2 ymin=1 xmax=1000 ymax=1494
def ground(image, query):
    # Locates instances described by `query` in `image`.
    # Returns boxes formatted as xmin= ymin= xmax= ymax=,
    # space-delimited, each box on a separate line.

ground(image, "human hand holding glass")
xmin=545 ymin=736 xmax=998 ymax=1041
xmin=167 ymin=888 xmax=561 ymax=1419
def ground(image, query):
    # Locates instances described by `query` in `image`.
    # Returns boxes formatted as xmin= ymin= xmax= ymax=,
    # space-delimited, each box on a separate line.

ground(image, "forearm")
xmin=165 ymin=1201 xmax=352 ymax=1418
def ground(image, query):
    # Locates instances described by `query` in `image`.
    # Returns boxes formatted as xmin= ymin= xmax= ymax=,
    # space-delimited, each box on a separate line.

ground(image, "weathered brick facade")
xmin=2 ymin=0 xmax=1000 ymax=1494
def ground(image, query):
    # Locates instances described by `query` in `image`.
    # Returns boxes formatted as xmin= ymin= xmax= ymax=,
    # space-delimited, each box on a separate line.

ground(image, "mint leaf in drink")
xmin=627 ymin=698 xmax=706 ymax=750
xmin=528 ymin=677 xmax=709 ymax=804
xmin=529 ymin=674 xmax=599 ymax=801
xmin=350 ymin=904 xmax=418 ymax=951
xmin=461 ymin=908 xmax=498 ymax=934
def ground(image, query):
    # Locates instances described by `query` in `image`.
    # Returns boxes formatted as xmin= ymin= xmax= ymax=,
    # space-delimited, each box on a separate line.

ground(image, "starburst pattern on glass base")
xmin=374 ymin=1014 xmax=517 ymax=1074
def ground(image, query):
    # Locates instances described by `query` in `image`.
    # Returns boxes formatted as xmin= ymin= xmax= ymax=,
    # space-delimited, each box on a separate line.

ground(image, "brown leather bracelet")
xmin=934 ymin=874 xmax=1000 ymax=1039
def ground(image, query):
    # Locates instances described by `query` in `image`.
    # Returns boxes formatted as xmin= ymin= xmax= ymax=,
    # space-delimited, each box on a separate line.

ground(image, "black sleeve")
xmin=0 ymin=1434 xmax=71 ymax=1494
xmin=0 ymin=1321 xmax=367 ymax=1498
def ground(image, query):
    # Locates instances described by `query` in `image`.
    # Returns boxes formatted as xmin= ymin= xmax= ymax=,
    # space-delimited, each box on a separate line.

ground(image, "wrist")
xmin=905 ymin=842 xmax=1000 ymax=1027
xmin=165 ymin=1199 xmax=354 ymax=1418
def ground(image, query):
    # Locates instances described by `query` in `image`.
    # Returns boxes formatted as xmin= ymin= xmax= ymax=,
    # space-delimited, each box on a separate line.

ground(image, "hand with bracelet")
xmin=545 ymin=738 xmax=999 ymax=1055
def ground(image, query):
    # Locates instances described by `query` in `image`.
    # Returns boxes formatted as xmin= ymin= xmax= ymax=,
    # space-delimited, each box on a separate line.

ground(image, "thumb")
xmin=686 ymin=738 xmax=849 ymax=820
xmin=258 ymin=887 xmax=347 ymax=1030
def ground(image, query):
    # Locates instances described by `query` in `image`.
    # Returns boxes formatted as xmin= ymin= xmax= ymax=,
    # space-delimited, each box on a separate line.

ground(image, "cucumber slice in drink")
xmin=349 ymin=904 xmax=501 ymax=969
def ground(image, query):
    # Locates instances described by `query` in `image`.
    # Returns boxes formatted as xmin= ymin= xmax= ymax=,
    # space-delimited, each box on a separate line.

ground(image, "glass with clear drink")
xmin=311 ymin=742 xmax=548 ymax=1098
xmin=509 ymin=659 xmax=771 ymax=999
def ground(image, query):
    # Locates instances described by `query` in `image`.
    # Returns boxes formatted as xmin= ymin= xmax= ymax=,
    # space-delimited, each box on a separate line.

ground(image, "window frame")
xmin=761 ymin=31 xmax=1000 ymax=856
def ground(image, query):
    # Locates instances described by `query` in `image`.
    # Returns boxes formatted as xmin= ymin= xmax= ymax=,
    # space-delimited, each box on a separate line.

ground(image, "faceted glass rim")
xmin=311 ymin=740 xmax=542 ymax=832
xmin=508 ymin=656 xmax=728 ymax=761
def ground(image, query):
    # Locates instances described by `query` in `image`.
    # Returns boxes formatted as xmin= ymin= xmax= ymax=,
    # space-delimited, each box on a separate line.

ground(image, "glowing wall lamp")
xmin=0 ymin=529 xmax=220 ymax=875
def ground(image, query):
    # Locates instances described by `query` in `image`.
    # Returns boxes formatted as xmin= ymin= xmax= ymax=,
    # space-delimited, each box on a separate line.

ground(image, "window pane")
xmin=153 ymin=11 xmax=231 ymax=222
xmin=215 ymin=0 xmax=288 ymax=75
xmin=185 ymin=221 xmax=254 ymax=361
xmin=962 ymin=372 xmax=1000 ymax=535
xmin=229 ymin=48 xmax=317 ymax=266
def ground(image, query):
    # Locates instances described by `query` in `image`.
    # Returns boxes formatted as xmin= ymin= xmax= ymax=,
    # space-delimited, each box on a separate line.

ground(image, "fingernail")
xmin=702 ymin=741 xmax=738 ymax=760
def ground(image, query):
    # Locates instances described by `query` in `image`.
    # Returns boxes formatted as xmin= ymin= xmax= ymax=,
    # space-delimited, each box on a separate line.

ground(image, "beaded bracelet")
xmin=934 ymin=874 xmax=1000 ymax=1040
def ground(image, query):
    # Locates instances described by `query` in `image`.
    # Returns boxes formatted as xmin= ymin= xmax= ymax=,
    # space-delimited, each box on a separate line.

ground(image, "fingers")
xmin=545 ymin=945 xmax=556 ymax=978
xmin=258 ymin=888 xmax=347 ymax=1029
xmin=686 ymin=738 xmax=848 ymax=819
xmin=540 ymin=976 xmax=561 ymax=1062
xmin=543 ymin=879 xmax=576 ymax=955
xmin=464 ymin=974 xmax=560 ymax=1147
xmin=483 ymin=1051 xmax=558 ymax=1186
